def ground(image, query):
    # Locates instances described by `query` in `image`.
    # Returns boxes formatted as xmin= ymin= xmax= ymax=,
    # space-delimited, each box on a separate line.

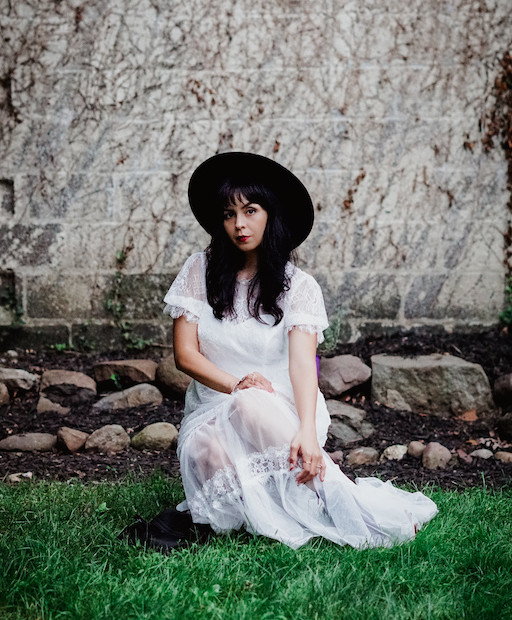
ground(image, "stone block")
xmin=0 ymin=325 xmax=70 ymax=352
xmin=0 ymin=224 xmax=63 ymax=268
xmin=404 ymin=271 xmax=505 ymax=321
xmin=371 ymin=353 xmax=495 ymax=416
xmin=26 ymin=274 xmax=110 ymax=320
xmin=71 ymin=322 xmax=164 ymax=352
xmin=0 ymin=178 xmax=14 ymax=216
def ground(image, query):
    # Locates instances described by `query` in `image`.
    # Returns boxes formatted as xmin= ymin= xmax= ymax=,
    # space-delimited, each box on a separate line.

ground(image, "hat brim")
xmin=188 ymin=152 xmax=314 ymax=249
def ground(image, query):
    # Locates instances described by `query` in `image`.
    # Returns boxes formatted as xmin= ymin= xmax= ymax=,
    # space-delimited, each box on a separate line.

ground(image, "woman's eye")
xmin=247 ymin=208 xmax=256 ymax=215
xmin=223 ymin=212 xmax=233 ymax=220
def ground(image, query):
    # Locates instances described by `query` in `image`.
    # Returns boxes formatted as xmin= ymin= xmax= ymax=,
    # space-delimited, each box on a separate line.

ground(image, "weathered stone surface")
xmin=156 ymin=356 xmax=192 ymax=395
xmin=319 ymin=356 xmax=371 ymax=398
xmin=408 ymin=441 xmax=426 ymax=458
xmin=85 ymin=425 xmax=130 ymax=453
xmin=469 ymin=448 xmax=493 ymax=460
xmin=380 ymin=444 xmax=408 ymax=461
xmin=371 ymin=354 xmax=495 ymax=416
xmin=57 ymin=427 xmax=89 ymax=453
xmin=495 ymin=451 xmax=512 ymax=464
xmin=93 ymin=359 xmax=158 ymax=384
xmin=36 ymin=395 xmax=70 ymax=415
xmin=422 ymin=442 xmax=451 ymax=469
xmin=40 ymin=370 xmax=96 ymax=407
xmin=5 ymin=472 xmax=33 ymax=483
xmin=0 ymin=382 xmax=10 ymax=405
xmin=346 ymin=447 xmax=379 ymax=467
xmin=130 ymin=422 xmax=178 ymax=451
xmin=327 ymin=450 xmax=344 ymax=465
xmin=326 ymin=400 xmax=375 ymax=444
xmin=0 ymin=368 xmax=39 ymax=392
xmin=494 ymin=373 xmax=512 ymax=406
xmin=0 ymin=433 xmax=57 ymax=452
xmin=93 ymin=383 xmax=163 ymax=411
xmin=0 ymin=0 xmax=509 ymax=333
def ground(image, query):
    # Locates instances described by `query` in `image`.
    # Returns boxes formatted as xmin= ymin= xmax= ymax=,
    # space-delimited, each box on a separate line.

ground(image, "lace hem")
xmin=163 ymin=304 xmax=199 ymax=324
xmin=188 ymin=444 xmax=292 ymax=517
xmin=287 ymin=324 xmax=326 ymax=343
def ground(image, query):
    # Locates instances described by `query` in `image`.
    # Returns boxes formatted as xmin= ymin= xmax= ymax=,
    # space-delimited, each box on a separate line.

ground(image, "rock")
xmin=495 ymin=451 xmax=512 ymax=464
xmin=346 ymin=447 xmax=379 ymax=466
xmin=93 ymin=383 xmax=163 ymax=411
xmin=469 ymin=448 xmax=493 ymax=460
xmin=327 ymin=450 xmax=344 ymax=465
xmin=156 ymin=356 xmax=191 ymax=395
xmin=0 ymin=382 xmax=9 ymax=406
xmin=5 ymin=472 xmax=33 ymax=483
xmin=421 ymin=442 xmax=451 ymax=469
xmin=326 ymin=400 xmax=375 ymax=445
xmin=57 ymin=427 xmax=89 ymax=452
xmin=5 ymin=350 xmax=18 ymax=360
xmin=407 ymin=441 xmax=426 ymax=458
xmin=0 ymin=367 xmax=39 ymax=392
xmin=131 ymin=422 xmax=178 ymax=451
xmin=496 ymin=413 xmax=512 ymax=441
xmin=0 ymin=433 xmax=57 ymax=452
xmin=371 ymin=354 xmax=495 ymax=417
xmin=40 ymin=369 xmax=96 ymax=405
xmin=380 ymin=444 xmax=408 ymax=461
xmin=319 ymin=355 xmax=371 ymax=398
xmin=93 ymin=359 xmax=158 ymax=385
xmin=85 ymin=425 xmax=130 ymax=453
xmin=36 ymin=396 xmax=70 ymax=415
xmin=494 ymin=373 xmax=512 ymax=406
xmin=456 ymin=448 xmax=473 ymax=464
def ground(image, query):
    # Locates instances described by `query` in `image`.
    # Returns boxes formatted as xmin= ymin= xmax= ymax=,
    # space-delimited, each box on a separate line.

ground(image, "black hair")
xmin=205 ymin=178 xmax=295 ymax=324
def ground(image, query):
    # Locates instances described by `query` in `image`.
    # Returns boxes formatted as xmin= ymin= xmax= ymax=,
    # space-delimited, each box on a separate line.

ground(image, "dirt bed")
xmin=1 ymin=327 xmax=511 ymax=489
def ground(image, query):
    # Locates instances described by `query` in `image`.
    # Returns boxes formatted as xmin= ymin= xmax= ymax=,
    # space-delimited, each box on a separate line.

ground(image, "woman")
xmin=126 ymin=152 xmax=437 ymax=550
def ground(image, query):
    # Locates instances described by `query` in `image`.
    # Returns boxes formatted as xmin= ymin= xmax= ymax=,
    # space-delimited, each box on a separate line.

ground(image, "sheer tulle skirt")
xmin=177 ymin=388 xmax=438 ymax=549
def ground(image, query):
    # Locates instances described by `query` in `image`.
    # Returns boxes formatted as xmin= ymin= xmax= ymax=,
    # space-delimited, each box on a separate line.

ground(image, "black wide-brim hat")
xmin=188 ymin=152 xmax=314 ymax=249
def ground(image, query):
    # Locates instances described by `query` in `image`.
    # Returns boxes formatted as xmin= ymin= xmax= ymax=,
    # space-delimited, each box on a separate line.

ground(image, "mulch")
xmin=1 ymin=326 xmax=512 ymax=489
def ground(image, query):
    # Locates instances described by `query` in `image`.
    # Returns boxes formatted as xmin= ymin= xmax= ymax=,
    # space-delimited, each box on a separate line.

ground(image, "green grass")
xmin=0 ymin=474 xmax=511 ymax=620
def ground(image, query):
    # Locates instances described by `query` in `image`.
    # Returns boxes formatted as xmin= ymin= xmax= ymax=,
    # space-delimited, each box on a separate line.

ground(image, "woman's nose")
xmin=235 ymin=213 xmax=245 ymax=229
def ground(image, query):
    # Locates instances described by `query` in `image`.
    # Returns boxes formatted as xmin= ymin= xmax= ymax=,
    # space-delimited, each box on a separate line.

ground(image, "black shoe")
xmin=119 ymin=509 xmax=214 ymax=552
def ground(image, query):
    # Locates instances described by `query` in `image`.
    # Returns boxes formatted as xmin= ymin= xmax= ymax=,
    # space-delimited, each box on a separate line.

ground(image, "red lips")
xmin=237 ymin=236 xmax=250 ymax=242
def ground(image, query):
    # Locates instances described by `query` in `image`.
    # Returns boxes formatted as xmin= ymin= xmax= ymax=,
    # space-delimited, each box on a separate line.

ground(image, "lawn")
xmin=0 ymin=474 xmax=511 ymax=620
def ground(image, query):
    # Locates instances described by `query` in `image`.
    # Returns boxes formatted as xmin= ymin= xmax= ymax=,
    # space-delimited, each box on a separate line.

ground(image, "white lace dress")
xmin=163 ymin=252 xmax=437 ymax=549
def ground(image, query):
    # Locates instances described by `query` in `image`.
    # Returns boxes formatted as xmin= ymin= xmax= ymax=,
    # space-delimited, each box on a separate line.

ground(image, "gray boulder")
xmin=57 ymin=427 xmax=89 ymax=452
xmin=380 ymin=444 xmax=408 ymax=461
xmin=0 ymin=433 xmax=57 ymax=452
xmin=422 ymin=442 xmax=451 ymax=469
xmin=85 ymin=425 xmax=130 ymax=453
xmin=495 ymin=451 xmax=512 ymax=464
xmin=0 ymin=368 xmax=39 ymax=392
xmin=326 ymin=400 xmax=375 ymax=445
xmin=371 ymin=353 xmax=495 ymax=416
xmin=36 ymin=396 xmax=70 ymax=415
xmin=319 ymin=355 xmax=371 ymax=398
xmin=469 ymin=448 xmax=493 ymax=460
xmin=407 ymin=441 xmax=426 ymax=458
xmin=93 ymin=383 xmax=163 ymax=411
xmin=156 ymin=356 xmax=191 ymax=395
xmin=93 ymin=359 xmax=158 ymax=384
xmin=41 ymin=369 xmax=96 ymax=405
xmin=131 ymin=422 xmax=178 ymax=451
xmin=346 ymin=447 xmax=379 ymax=466
xmin=0 ymin=382 xmax=9 ymax=406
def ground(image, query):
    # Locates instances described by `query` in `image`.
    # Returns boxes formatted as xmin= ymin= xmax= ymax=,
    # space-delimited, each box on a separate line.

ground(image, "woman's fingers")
xmin=289 ymin=443 xmax=299 ymax=470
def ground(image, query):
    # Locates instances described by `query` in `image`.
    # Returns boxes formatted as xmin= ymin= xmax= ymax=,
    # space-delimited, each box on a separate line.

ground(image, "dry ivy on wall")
xmin=483 ymin=50 xmax=512 ymax=322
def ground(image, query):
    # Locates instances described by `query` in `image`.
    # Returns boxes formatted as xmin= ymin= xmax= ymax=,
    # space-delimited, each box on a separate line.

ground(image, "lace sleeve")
xmin=163 ymin=252 xmax=207 ymax=323
xmin=284 ymin=268 xmax=329 ymax=344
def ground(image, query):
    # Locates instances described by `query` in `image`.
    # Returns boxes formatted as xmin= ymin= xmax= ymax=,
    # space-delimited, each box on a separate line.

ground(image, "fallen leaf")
xmin=456 ymin=409 xmax=478 ymax=422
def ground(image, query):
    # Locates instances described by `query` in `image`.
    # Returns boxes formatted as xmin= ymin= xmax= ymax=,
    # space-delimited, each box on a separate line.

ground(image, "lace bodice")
xmin=163 ymin=251 xmax=329 ymax=342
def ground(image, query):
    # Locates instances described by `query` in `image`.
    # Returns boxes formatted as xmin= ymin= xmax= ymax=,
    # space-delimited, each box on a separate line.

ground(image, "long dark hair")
xmin=205 ymin=179 xmax=295 ymax=324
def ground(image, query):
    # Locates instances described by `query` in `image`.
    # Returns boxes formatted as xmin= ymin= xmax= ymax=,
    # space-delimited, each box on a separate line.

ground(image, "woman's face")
xmin=223 ymin=195 xmax=268 ymax=253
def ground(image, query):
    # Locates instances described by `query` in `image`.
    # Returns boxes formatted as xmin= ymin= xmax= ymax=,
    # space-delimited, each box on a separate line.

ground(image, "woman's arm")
xmin=288 ymin=328 xmax=326 ymax=483
xmin=173 ymin=316 xmax=273 ymax=394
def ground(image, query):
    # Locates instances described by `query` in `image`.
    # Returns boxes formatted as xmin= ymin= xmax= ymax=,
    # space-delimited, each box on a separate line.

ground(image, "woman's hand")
xmin=289 ymin=427 xmax=326 ymax=483
xmin=232 ymin=371 xmax=274 ymax=394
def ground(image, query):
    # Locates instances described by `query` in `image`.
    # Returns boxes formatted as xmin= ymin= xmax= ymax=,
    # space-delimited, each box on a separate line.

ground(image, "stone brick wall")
xmin=0 ymin=0 xmax=510 ymax=349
